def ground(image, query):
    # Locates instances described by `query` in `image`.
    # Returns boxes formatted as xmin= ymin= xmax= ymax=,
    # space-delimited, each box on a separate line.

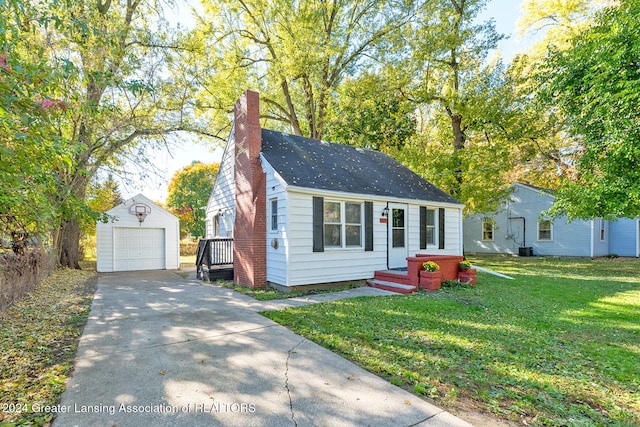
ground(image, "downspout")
xmin=590 ymin=221 xmax=595 ymax=258
xmin=385 ymin=202 xmax=390 ymax=270
xmin=459 ymin=207 xmax=464 ymax=256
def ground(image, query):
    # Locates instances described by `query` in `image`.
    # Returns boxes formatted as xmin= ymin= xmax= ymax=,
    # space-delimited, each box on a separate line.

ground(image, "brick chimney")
xmin=233 ymin=90 xmax=267 ymax=288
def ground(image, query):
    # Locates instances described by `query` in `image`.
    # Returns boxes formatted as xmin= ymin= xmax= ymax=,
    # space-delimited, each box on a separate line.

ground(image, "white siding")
xmin=410 ymin=205 xmax=462 ymax=256
xmin=286 ymin=192 xmax=385 ymax=286
xmin=206 ymin=129 xmax=236 ymax=238
xmin=282 ymin=189 xmax=463 ymax=287
xmin=263 ymin=158 xmax=289 ymax=285
xmin=96 ymin=194 xmax=180 ymax=272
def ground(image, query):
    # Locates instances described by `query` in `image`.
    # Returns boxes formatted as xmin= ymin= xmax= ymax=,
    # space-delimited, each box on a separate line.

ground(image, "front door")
xmin=388 ymin=203 xmax=408 ymax=269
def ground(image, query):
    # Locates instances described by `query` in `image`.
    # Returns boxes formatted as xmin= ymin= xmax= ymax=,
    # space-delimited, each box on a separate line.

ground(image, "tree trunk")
xmin=446 ymin=106 xmax=465 ymax=194
xmin=57 ymin=219 xmax=82 ymax=269
xmin=55 ymin=170 xmax=90 ymax=269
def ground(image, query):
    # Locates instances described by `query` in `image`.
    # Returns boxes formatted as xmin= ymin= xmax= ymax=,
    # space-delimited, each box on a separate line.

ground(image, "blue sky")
xmin=121 ymin=0 xmax=528 ymax=202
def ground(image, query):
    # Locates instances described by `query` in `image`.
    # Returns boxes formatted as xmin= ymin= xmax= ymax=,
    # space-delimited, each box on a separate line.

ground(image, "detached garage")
xmin=97 ymin=194 xmax=180 ymax=272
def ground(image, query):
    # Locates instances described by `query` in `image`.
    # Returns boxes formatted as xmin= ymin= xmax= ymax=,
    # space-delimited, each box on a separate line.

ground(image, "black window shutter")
xmin=419 ymin=206 xmax=427 ymax=250
xmin=438 ymin=208 xmax=445 ymax=249
xmin=364 ymin=202 xmax=373 ymax=252
xmin=312 ymin=197 xmax=324 ymax=252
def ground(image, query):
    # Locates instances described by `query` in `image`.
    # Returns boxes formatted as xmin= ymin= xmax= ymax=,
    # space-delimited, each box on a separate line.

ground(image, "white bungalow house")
xmin=205 ymin=91 xmax=464 ymax=290
xmin=463 ymin=183 xmax=640 ymax=257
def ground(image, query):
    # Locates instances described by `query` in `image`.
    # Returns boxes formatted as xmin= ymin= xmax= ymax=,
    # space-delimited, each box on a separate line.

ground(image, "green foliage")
xmin=398 ymin=0 xmax=523 ymax=214
xmin=459 ymin=260 xmax=472 ymax=270
xmin=192 ymin=0 xmax=414 ymax=139
xmin=167 ymin=161 xmax=219 ymax=238
xmin=2 ymin=0 xmax=203 ymax=267
xmin=264 ymin=256 xmax=640 ymax=426
xmin=539 ymin=1 xmax=640 ymax=219
xmin=323 ymin=71 xmax=416 ymax=151
xmin=439 ymin=279 xmax=471 ymax=288
xmin=86 ymin=175 xmax=124 ymax=217
xmin=0 ymin=45 xmax=77 ymax=242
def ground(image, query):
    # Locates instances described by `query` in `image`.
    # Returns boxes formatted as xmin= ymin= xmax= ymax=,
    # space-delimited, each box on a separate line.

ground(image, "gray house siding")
xmin=464 ymin=183 xmax=600 ymax=257
xmin=610 ymin=218 xmax=639 ymax=257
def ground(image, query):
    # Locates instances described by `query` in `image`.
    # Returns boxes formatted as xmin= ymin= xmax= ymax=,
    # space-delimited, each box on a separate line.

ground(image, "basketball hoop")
xmin=129 ymin=203 xmax=151 ymax=225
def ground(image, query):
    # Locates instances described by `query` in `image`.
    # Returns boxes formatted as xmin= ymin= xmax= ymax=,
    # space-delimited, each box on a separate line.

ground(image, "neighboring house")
xmin=205 ymin=90 xmax=464 ymax=289
xmin=97 ymin=194 xmax=180 ymax=272
xmin=463 ymin=183 xmax=640 ymax=257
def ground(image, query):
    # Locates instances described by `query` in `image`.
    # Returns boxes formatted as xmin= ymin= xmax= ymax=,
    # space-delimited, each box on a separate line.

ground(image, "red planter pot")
xmin=419 ymin=271 xmax=441 ymax=291
xmin=457 ymin=268 xmax=476 ymax=285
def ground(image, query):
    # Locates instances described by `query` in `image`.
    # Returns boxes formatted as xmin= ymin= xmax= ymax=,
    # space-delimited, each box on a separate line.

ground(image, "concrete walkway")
xmin=53 ymin=270 xmax=471 ymax=427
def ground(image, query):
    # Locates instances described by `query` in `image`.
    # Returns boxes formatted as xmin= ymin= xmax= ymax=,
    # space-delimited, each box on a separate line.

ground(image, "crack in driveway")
xmin=284 ymin=338 xmax=306 ymax=427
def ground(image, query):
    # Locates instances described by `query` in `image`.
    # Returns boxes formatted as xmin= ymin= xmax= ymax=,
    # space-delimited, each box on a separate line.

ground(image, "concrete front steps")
xmin=367 ymin=270 xmax=418 ymax=294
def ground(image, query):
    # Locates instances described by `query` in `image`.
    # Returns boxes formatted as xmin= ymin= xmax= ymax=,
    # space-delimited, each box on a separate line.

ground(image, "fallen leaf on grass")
xmin=0 ymin=268 xmax=97 ymax=425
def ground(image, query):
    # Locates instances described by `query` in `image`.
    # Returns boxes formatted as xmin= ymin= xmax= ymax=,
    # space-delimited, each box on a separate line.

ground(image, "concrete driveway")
xmin=53 ymin=270 xmax=471 ymax=427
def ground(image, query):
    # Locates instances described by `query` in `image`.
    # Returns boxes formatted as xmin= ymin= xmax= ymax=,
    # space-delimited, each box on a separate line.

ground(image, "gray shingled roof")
xmin=261 ymin=129 xmax=461 ymax=204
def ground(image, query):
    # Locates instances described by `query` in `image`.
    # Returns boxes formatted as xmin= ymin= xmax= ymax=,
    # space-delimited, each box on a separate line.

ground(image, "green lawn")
xmin=262 ymin=256 xmax=640 ymax=426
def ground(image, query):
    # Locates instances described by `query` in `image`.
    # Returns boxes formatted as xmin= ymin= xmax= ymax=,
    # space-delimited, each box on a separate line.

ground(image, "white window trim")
xmin=599 ymin=219 xmax=606 ymax=242
xmin=538 ymin=220 xmax=553 ymax=241
xmin=324 ymin=200 xmax=364 ymax=250
xmin=269 ymin=198 xmax=278 ymax=233
xmin=426 ymin=208 xmax=437 ymax=247
xmin=481 ymin=219 xmax=494 ymax=242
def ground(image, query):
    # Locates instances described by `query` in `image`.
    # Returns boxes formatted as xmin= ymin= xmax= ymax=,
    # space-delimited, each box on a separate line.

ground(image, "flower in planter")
xmin=422 ymin=261 xmax=440 ymax=272
xmin=459 ymin=260 xmax=472 ymax=270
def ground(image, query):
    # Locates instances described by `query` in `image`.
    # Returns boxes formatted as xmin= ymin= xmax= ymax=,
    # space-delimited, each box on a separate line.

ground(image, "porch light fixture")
xmin=381 ymin=206 xmax=389 ymax=218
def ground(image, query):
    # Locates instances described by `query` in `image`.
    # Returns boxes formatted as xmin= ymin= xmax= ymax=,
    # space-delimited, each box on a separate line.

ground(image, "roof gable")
xmin=107 ymin=194 xmax=179 ymax=221
xmin=260 ymin=129 xmax=460 ymax=204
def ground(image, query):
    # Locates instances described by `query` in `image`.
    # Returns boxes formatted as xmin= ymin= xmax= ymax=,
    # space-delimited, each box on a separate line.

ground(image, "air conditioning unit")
xmin=519 ymin=247 xmax=533 ymax=257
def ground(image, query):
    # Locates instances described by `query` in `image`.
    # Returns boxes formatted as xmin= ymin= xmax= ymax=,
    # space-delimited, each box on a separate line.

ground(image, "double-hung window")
xmin=482 ymin=219 xmax=494 ymax=241
xmin=324 ymin=201 xmax=362 ymax=248
xmin=425 ymin=209 xmax=436 ymax=246
xmin=538 ymin=220 xmax=552 ymax=241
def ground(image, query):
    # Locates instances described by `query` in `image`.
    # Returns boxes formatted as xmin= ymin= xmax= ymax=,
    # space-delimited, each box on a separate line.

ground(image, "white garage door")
xmin=114 ymin=228 xmax=166 ymax=271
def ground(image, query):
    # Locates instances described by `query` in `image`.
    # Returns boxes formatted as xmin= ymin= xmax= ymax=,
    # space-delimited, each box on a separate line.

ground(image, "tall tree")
xmin=167 ymin=161 xmax=219 ymax=238
xmin=538 ymin=0 xmax=640 ymax=219
xmin=3 ymin=0 xmax=201 ymax=267
xmin=323 ymin=69 xmax=417 ymax=151
xmin=0 ymin=8 xmax=74 ymax=248
xmin=402 ymin=0 xmax=520 ymax=213
xmin=504 ymin=0 xmax=615 ymax=191
xmin=193 ymin=0 xmax=414 ymax=139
